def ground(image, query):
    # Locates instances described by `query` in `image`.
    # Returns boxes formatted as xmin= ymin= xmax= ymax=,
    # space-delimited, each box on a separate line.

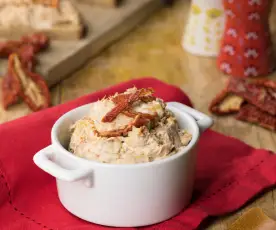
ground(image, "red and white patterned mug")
xmin=217 ymin=0 xmax=275 ymax=78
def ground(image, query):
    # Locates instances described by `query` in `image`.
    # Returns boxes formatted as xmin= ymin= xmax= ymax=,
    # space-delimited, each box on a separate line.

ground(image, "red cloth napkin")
xmin=0 ymin=77 xmax=276 ymax=230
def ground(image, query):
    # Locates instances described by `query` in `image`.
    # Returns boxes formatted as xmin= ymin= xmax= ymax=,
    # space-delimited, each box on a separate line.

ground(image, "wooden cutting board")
xmin=0 ymin=0 xmax=163 ymax=87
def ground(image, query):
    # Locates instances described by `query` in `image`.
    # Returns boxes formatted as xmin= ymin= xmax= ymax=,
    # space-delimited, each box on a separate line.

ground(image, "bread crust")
xmin=0 ymin=1 xmax=85 ymax=40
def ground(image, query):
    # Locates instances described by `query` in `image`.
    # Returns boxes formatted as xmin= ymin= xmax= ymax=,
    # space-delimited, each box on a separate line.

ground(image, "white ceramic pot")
xmin=33 ymin=102 xmax=213 ymax=227
xmin=182 ymin=0 xmax=225 ymax=57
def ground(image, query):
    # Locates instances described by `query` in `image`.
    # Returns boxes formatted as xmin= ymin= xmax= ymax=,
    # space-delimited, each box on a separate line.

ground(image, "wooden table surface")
xmin=0 ymin=0 xmax=276 ymax=229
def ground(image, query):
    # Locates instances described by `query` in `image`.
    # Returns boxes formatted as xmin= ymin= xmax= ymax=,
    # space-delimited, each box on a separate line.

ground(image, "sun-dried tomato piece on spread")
xmin=102 ymin=88 xmax=156 ymax=123
xmin=112 ymin=94 xmax=156 ymax=120
xmin=122 ymin=109 xmax=157 ymax=120
xmin=1 ymin=71 xmax=21 ymax=109
xmin=236 ymin=104 xmax=276 ymax=131
xmin=94 ymin=122 xmax=134 ymax=138
xmin=132 ymin=114 xmax=152 ymax=128
xmin=102 ymin=99 xmax=129 ymax=123
xmin=227 ymin=77 xmax=276 ymax=116
xmin=8 ymin=54 xmax=50 ymax=111
xmin=114 ymin=89 xmax=155 ymax=104
xmin=97 ymin=88 xmax=159 ymax=137
xmin=209 ymin=88 xmax=244 ymax=115
xmin=95 ymin=114 xmax=151 ymax=138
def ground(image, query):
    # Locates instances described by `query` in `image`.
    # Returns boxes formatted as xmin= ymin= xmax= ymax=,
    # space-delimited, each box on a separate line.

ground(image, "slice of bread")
xmin=0 ymin=0 xmax=85 ymax=40
xmin=0 ymin=24 xmax=84 ymax=40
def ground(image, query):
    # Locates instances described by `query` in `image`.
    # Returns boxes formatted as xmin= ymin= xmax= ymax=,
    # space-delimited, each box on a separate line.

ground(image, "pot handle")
xmin=168 ymin=102 xmax=213 ymax=132
xmin=33 ymin=145 xmax=93 ymax=182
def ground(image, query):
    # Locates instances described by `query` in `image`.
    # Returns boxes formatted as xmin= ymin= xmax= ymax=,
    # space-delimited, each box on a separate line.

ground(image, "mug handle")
xmin=168 ymin=102 xmax=213 ymax=132
xmin=33 ymin=145 xmax=93 ymax=182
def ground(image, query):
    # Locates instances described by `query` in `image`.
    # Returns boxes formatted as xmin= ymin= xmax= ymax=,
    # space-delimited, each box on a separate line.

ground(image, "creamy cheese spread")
xmin=69 ymin=87 xmax=192 ymax=164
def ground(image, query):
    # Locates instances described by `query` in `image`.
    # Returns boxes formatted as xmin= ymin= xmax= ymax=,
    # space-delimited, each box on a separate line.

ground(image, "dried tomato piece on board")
xmin=0 ymin=41 xmax=22 ymax=58
xmin=21 ymin=33 xmax=50 ymax=52
xmin=17 ymin=45 xmax=36 ymax=71
xmin=209 ymin=88 xmax=244 ymax=115
xmin=1 ymin=71 xmax=21 ymax=109
xmin=9 ymin=54 xmax=50 ymax=111
xmin=236 ymin=104 xmax=276 ymax=131
xmin=0 ymin=33 xmax=49 ymax=58
xmin=227 ymin=77 xmax=276 ymax=116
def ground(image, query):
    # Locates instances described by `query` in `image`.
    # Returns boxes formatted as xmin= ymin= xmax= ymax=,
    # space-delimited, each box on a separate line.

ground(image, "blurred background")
xmin=0 ymin=0 xmax=276 ymax=153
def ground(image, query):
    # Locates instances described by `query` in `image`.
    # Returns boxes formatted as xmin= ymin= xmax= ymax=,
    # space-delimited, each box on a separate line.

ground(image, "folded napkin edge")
xmin=194 ymin=149 xmax=276 ymax=214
